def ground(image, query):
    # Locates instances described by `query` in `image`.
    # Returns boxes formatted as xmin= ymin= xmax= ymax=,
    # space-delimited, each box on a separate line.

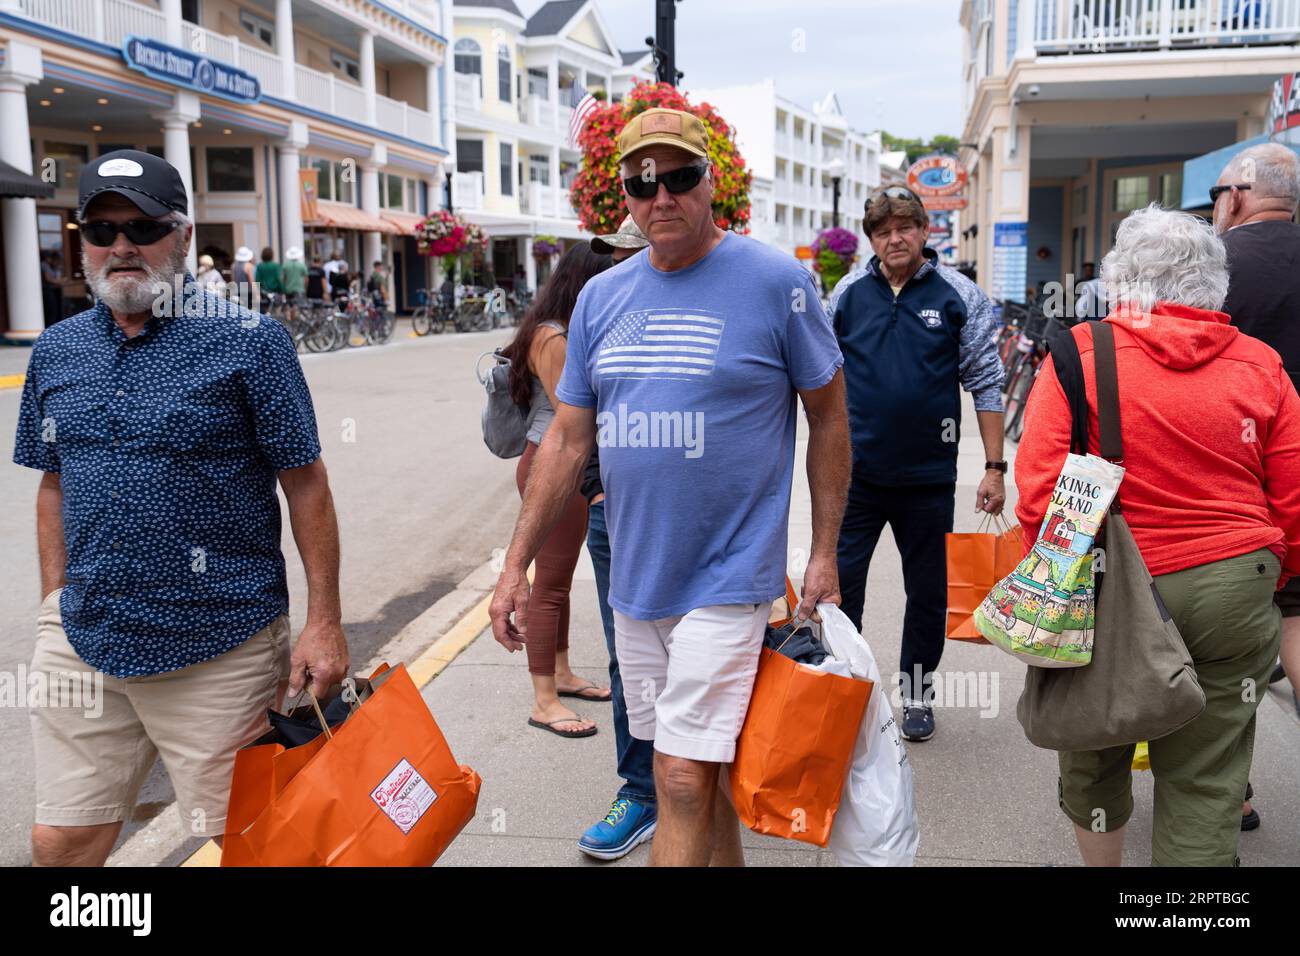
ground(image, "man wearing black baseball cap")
xmin=14 ymin=149 xmax=347 ymax=866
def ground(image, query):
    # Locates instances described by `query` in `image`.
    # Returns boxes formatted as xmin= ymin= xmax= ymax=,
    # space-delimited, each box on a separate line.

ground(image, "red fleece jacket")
xmin=1014 ymin=303 xmax=1300 ymax=586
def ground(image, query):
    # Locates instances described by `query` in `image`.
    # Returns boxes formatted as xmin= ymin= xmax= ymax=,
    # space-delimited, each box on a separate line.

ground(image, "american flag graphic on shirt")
xmin=595 ymin=309 xmax=725 ymax=380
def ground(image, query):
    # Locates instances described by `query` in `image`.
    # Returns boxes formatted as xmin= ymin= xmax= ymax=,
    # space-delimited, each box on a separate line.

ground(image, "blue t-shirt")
xmin=557 ymin=232 xmax=843 ymax=620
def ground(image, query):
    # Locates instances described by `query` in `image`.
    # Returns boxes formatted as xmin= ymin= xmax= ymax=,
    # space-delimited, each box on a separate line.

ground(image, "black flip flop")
xmin=528 ymin=717 xmax=597 ymax=738
xmin=558 ymin=682 xmax=612 ymax=702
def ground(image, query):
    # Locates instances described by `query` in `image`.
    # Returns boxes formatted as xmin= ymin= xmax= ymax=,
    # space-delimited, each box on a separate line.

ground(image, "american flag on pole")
xmin=595 ymin=309 xmax=726 ymax=379
xmin=566 ymin=81 xmax=600 ymax=148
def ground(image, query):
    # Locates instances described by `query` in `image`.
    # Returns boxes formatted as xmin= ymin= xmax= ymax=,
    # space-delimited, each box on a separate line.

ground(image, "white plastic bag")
xmin=815 ymin=602 xmax=920 ymax=866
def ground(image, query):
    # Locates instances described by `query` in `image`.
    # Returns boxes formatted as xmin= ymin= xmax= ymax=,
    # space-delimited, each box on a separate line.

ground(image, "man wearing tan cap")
xmin=491 ymin=108 xmax=851 ymax=866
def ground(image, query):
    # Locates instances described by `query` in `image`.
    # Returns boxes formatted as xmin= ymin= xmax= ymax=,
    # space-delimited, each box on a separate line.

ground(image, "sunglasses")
xmin=623 ymin=163 xmax=709 ymax=200
xmin=868 ymin=185 xmax=924 ymax=206
xmin=80 ymin=219 xmax=181 ymax=247
xmin=1209 ymin=183 xmax=1251 ymax=204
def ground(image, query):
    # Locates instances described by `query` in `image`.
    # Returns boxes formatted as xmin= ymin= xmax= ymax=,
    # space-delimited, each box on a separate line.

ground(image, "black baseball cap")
xmin=78 ymin=149 xmax=189 ymax=220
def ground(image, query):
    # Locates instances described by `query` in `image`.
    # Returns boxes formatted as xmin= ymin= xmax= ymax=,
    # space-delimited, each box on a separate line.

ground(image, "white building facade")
xmin=689 ymin=79 xmax=881 ymax=259
xmin=1 ymin=0 xmax=456 ymax=337
xmin=449 ymin=0 xmax=652 ymax=291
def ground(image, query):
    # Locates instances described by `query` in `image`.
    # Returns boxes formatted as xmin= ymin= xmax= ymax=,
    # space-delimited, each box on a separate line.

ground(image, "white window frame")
xmin=239 ymin=9 xmax=273 ymax=48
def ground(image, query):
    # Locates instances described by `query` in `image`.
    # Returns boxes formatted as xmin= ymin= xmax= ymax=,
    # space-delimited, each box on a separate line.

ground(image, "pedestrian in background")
xmin=40 ymin=249 xmax=65 ymax=328
xmin=366 ymin=259 xmax=389 ymax=311
xmin=1212 ymin=141 xmax=1300 ymax=830
xmin=1015 ymin=204 xmax=1300 ymax=866
xmin=490 ymin=108 xmax=849 ymax=867
xmin=577 ymin=215 xmax=658 ymax=860
xmin=14 ymin=150 xmax=347 ymax=867
xmin=230 ymin=245 xmax=256 ymax=308
xmin=256 ymin=245 xmax=283 ymax=300
xmin=195 ymin=253 xmax=226 ymax=295
xmin=827 ymin=184 xmax=1006 ymax=742
xmin=306 ymin=255 xmax=327 ymax=301
xmin=1073 ymin=261 xmax=1105 ymax=321
xmin=282 ymin=246 xmax=308 ymax=306
xmin=498 ymin=243 xmax=614 ymax=741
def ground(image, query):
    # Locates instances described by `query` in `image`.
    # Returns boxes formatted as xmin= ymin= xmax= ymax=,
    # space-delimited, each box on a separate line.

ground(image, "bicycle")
xmin=342 ymin=291 xmax=396 ymax=346
xmin=411 ymin=289 xmax=455 ymax=336
xmin=1002 ymin=304 xmax=1067 ymax=443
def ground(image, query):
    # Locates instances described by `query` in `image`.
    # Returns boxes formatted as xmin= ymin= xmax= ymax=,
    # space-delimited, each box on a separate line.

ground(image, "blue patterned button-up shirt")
xmin=14 ymin=277 xmax=321 ymax=677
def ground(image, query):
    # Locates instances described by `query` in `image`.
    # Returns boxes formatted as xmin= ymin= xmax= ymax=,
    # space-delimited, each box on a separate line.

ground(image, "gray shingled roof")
xmin=620 ymin=49 xmax=650 ymax=65
xmin=452 ymin=0 xmax=524 ymax=17
xmin=523 ymin=0 xmax=586 ymax=37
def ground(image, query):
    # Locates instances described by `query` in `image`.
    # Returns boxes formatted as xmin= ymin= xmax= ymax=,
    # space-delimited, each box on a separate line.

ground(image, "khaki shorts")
xmin=29 ymin=588 xmax=291 ymax=837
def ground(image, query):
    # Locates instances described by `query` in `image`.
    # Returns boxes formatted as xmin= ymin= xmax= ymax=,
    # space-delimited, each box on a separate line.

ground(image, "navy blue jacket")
xmin=828 ymin=250 xmax=1002 ymax=486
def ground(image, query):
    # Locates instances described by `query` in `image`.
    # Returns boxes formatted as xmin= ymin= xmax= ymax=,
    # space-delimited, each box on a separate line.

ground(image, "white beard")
xmin=83 ymin=240 xmax=189 ymax=315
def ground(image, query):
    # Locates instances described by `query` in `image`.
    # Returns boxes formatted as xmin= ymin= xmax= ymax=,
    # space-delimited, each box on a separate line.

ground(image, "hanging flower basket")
xmin=533 ymin=235 xmax=561 ymax=258
xmin=812 ymin=227 xmax=859 ymax=291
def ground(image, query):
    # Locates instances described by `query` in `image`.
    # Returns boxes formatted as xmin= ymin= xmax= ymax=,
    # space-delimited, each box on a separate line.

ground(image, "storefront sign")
xmin=907 ymin=153 xmax=969 ymax=212
xmin=992 ymin=221 xmax=1028 ymax=304
xmin=123 ymin=36 xmax=261 ymax=104
xmin=1269 ymin=71 xmax=1300 ymax=142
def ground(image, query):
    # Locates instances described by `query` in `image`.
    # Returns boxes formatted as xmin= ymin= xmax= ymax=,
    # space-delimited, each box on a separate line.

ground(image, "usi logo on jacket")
xmin=919 ymin=309 xmax=943 ymax=328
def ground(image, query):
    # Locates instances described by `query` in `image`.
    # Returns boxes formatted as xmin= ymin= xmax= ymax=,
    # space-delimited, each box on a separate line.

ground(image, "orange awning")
xmin=381 ymin=211 xmax=425 ymax=236
xmin=306 ymin=200 xmax=401 ymax=235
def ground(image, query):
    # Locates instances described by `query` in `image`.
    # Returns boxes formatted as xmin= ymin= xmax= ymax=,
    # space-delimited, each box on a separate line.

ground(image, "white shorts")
xmin=612 ymin=603 xmax=769 ymax=763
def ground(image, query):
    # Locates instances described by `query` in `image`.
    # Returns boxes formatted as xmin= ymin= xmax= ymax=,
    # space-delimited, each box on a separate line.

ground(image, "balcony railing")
xmin=520 ymin=180 xmax=559 ymax=218
xmin=16 ymin=0 xmax=437 ymax=141
xmin=452 ymin=170 xmax=483 ymax=211
xmin=519 ymin=95 xmax=556 ymax=129
xmin=1034 ymin=0 xmax=1300 ymax=53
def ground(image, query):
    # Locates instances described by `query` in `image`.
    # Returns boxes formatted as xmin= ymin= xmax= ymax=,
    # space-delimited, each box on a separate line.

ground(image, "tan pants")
xmin=29 ymin=588 xmax=291 ymax=837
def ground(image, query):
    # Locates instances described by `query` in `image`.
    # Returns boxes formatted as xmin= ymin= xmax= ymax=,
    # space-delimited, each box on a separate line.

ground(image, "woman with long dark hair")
xmin=500 ymin=242 xmax=613 ymax=737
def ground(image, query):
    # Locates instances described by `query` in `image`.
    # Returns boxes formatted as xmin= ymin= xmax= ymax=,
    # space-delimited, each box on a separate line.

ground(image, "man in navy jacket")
xmin=827 ymin=185 xmax=1006 ymax=742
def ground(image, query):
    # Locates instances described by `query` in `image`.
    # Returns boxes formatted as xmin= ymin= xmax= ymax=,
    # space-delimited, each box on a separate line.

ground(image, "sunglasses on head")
xmin=623 ymin=163 xmax=709 ymax=200
xmin=1209 ymin=183 xmax=1251 ymax=204
xmin=868 ymin=185 xmax=923 ymax=207
xmin=80 ymin=219 xmax=181 ymax=247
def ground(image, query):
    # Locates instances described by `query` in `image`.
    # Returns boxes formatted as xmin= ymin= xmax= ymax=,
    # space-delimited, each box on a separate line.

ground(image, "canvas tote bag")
xmin=1016 ymin=321 xmax=1205 ymax=752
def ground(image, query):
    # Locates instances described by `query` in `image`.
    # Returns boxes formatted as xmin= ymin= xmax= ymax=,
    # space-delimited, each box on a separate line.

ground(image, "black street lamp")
xmin=827 ymin=156 xmax=845 ymax=229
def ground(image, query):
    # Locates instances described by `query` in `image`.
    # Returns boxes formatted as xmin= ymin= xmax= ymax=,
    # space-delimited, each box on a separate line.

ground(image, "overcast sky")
xmin=518 ymin=0 xmax=965 ymax=141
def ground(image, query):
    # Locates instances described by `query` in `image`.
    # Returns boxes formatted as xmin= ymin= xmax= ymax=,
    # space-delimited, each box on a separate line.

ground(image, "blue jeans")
xmin=587 ymin=500 xmax=656 ymax=805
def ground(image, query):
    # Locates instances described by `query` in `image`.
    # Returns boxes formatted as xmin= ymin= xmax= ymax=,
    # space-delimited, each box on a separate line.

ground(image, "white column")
xmin=361 ymin=143 xmax=385 ymax=275
xmin=161 ymin=0 xmax=183 ymax=46
xmin=152 ymin=91 xmax=200 ymax=274
xmin=275 ymin=0 xmax=296 ymax=100
xmin=550 ymin=144 xmax=561 ymax=218
xmin=425 ymin=62 xmax=441 ymax=150
xmin=278 ymin=120 xmax=308 ymax=258
xmin=438 ymin=0 xmax=457 ymax=170
xmin=0 ymin=42 xmax=43 ymax=340
xmin=523 ymin=236 xmax=536 ymax=293
xmin=1015 ymin=0 xmax=1037 ymax=59
xmin=359 ymin=29 xmax=377 ymax=127
xmin=549 ymin=52 xmax=560 ymax=131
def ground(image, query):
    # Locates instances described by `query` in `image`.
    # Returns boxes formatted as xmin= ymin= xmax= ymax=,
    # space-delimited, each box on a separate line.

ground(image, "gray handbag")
xmin=477 ymin=349 xmax=528 ymax=459
xmin=1016 ymin=321 xmax=1205 ymax=752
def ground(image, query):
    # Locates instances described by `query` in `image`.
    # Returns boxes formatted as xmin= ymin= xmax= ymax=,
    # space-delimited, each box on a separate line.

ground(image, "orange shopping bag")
xmin=945 ymin=513 xmax=1023 ymax=643
xmin=221 ymin=663 xmax=480 ymax=867
xmin=730 ymin=599 xmax=874 ymax=847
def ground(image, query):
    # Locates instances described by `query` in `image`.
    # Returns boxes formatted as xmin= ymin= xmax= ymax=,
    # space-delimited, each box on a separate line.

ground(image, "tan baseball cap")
xmin=591 ymin=215 xmax=649 ymax=254
xmin=618 ymin=108 xmax=709 ymax=165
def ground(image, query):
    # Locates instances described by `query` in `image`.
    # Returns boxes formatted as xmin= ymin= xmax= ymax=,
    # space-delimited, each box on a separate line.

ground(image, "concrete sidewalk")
xmin=424 ymin=395 xmax=1300 ymax=867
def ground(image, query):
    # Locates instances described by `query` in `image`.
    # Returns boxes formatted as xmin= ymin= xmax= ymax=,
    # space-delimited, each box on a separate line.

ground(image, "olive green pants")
xmin=1057 ymin=547 xmax=1282 ymax=866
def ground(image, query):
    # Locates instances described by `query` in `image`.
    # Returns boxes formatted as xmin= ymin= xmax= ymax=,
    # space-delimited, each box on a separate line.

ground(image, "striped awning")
xmin=381 ymin=210 xmax=425 ymax=236
xmin=306 ymin=200 xmax=400 ymax=234
xmin=0 ymin=160 xmax=55 ymax=199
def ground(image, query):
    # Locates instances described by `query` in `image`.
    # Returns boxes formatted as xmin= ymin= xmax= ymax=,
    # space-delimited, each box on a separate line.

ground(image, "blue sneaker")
xmin=578 ymin=798 xmax=657 ymax=861
xmin=901 ymin=700 xmax=935 ymax=742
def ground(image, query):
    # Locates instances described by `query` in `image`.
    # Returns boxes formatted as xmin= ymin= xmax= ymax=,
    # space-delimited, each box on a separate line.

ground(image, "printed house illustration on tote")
xmin=976 ymin=507 xmax=1097 ymax=660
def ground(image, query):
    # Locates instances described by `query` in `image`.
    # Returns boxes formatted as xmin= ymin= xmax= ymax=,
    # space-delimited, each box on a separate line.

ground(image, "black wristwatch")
xmin=985 ymin=460 xmax=1008 ymax=473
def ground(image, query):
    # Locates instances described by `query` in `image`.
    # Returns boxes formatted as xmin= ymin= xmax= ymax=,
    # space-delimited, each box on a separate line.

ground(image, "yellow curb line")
xmin=183 ymin=588 xmax=500 ymax=867
xmin=0 ymin=374 xmax=25 ymax=390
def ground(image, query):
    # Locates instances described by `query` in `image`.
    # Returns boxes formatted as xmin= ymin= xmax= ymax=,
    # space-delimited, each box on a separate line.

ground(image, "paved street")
xmin=1 ymin=332 xmax=1296 ymax=867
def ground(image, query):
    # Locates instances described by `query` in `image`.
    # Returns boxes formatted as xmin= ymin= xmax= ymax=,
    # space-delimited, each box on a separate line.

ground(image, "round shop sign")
xmin=907 ymin=154 xmax=969 ymax=197
xmin=195 ymin=59 xmax=215 ymax=93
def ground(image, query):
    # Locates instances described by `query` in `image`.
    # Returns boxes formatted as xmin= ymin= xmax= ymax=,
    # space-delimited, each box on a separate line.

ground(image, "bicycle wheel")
xmin=1003 ymin=357 xmax=1038 ymax=441
xmin=374 ymin=310 xmax=396 ymax=344
xmin=411 ymin=306 xmax=431 ymax=336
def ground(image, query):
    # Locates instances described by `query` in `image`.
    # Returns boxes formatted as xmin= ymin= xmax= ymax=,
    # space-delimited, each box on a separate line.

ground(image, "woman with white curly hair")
xmin=1013 ymin=203 xmax=1300 ymax=866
